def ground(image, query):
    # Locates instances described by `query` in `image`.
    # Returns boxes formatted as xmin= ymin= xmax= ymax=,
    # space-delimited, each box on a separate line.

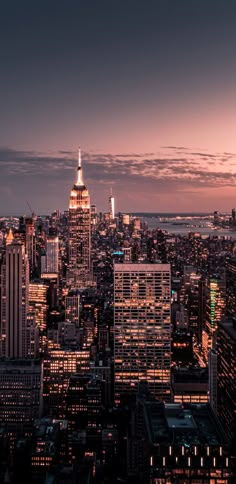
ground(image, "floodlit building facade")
xmin=67 ymin=148 xmax=91 ymax=289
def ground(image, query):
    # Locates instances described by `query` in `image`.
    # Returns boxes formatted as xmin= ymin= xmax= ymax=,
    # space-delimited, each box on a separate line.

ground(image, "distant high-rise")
xmin=67 ymin=148 xmax=91 ymax=288
xmin=45 ymin=235 xmax=59 ymax=273
xmin=29 ymin=281 xmax=48 ymax=352
xmin=225 ymin=257 xmax=236 ymax=317
xmin=114 ymin=263 xmax=171 ymax=403
xmin=108 ymin=189 xmax=115 ymax=220
xmin=0 ymin=242 xmax=31 ymax=358
xmin=25 ymin=216 xmax=36 ymax=277
xmin=202 ymin=276 xmax=225 ymax=359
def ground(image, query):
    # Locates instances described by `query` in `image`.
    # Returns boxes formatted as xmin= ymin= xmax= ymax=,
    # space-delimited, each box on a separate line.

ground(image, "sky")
xmin=0 ymin=0 xmax=236 ymax=214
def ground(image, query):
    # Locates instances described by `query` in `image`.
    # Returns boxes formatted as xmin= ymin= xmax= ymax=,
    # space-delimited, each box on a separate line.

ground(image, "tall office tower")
xmin=0 ymin=242 xmax=32 ymax=358
xmin=29 ymin=282 xmax=48 ymax=352
xmin=198 ymin=276 xmax=206 ymax=344
xmin=108 ymin=188 xmax=115 ymax=220
xmin=208 ymin=348 xmax=217 ymax=414
xmin=45 ymin=235 xmax=59 ymax=273
xmin=180 ymin=266 xmax=202 ymax=340
xmin=225 ymin=257 xmax=236 ymax=317
xmin=25 ymin=216 xmax=36 ymax=277
xmin=217 ymin=318 xmax=236 ymax=448
xmin=202 ymin=276 xmax=225 ymax=359
xmin=114 ymin=263 xmax=171 ymax=404
xmin=67 ymin=148 xmax=91 ymax=289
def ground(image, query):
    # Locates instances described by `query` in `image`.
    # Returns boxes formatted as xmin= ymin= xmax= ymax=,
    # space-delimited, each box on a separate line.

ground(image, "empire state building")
xmin=67 ymin=148 xmax=91 ymax=288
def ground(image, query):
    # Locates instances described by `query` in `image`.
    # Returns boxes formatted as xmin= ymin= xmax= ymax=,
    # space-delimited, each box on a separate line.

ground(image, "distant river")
xmin=139 ymin=214 xmax=236 ymax=238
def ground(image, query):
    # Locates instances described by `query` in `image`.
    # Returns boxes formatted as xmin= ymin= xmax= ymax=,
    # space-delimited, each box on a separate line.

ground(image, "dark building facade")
xmin=217 ymin=318 xmax=236 ymax=454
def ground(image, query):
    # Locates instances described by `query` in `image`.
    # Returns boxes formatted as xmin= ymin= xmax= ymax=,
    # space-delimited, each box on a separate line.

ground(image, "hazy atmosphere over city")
xmin=0 ymin=0 xmax=236 ymax=213
xmin=1 ymin=2 xmax=236 ymax=482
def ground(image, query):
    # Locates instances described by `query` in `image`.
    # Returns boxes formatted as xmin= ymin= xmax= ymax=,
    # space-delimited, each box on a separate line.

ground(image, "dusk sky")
xmin=0 ymin=0 xmax=236 ymax=214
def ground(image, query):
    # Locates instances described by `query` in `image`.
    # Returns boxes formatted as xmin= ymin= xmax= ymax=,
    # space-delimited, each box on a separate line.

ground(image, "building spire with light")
xmin=68 ymin=147 xmax=91 ymax=289
xmin=6 ymin=227 xmax=14 ymax=245
xmin=76 ymin=146 xmax=84 ymax=186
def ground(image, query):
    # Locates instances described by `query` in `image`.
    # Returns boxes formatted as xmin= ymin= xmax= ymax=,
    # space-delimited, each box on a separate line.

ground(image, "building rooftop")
xmin=165 ymin=407 xmax=197 ymax=431
xmin=144 ymin=402 xmax=227 ymax=447
xmin=114 ymin=263 xmax=170 ymax=271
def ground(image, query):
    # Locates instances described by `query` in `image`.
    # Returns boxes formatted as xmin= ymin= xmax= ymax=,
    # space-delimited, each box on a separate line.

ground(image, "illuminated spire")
xmin=76 ymin=146 xmax=84 ymax=186
xmin=6 ymin=227 xmax=14 ymax=245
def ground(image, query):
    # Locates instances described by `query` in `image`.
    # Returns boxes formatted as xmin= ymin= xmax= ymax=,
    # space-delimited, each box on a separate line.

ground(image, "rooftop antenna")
xmin=78 ymin=146 xmax=81 ymax=168
xmin=76 ymin=146 xmax=84 ymax=185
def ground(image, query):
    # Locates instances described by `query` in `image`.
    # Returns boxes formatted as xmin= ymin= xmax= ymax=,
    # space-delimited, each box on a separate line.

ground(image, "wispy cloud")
xmin=0 ymin=146 xmax=236 ymax=189
xmin=0 ymin=145 xmax=236 ymax=213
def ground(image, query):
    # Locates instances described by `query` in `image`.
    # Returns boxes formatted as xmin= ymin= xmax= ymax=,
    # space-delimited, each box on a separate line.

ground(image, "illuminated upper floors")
xmin=114 ymin=368 xmax=171 ymax=403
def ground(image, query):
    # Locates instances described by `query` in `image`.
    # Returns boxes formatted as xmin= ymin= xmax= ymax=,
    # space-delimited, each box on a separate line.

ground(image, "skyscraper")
xmin=202 ymin=276 xmax=225 ymax=359
xmin=225 ymin=257 xmax=236 ymax=317
xmin=217 ymin=318 xmax=236 ymax=447
xmin=114 ymin=263 xmax=171 ymax=403
xmin=25 ymin=216 xmax=36 ymax=277
xmin=45 ymin=235 xmax=59 ymax=273
xmin=29 ymin=281 xmax=48 ymax=352
xmin=208 ymin=348 xmax=218 ymax=414
xmin=108 ymin=189 xmax=115 ymax=220
xmin=67 ymin=148 xmax=91 ymax=288
xmin=0 ymin=242 xmax=31 ymax=358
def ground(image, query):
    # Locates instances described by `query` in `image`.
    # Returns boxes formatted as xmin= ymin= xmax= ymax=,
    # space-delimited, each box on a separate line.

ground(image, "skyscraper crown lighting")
xmin=67 ymin=148 xmax=91 ymax=289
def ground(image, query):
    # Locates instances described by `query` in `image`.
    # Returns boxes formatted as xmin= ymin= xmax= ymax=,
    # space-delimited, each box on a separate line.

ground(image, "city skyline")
xmin=0 ymin=0 xmax=235 ymax=213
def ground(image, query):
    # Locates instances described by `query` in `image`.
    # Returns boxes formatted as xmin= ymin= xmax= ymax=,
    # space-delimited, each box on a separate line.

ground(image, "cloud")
xmin=1 ymin=145 xmax=236 ymax=213
xmin=1 ymin=146 xmax=236 ymax=188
